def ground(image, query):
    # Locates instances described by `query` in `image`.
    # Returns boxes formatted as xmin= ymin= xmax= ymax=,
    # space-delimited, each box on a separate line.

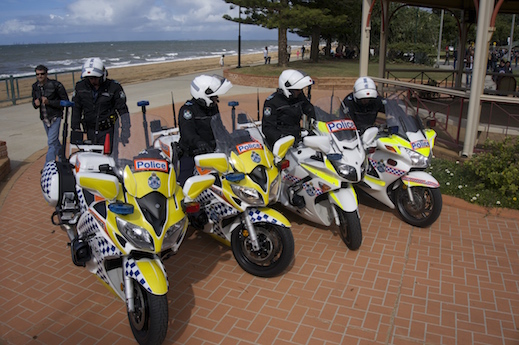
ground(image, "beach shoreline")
xmin=0 ymin=51 xmax=276 ymax=108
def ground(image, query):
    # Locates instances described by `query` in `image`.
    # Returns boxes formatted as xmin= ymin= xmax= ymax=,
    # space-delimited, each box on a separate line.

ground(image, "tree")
xmin=290 ymin=0 xmax=349 ymax=62
xmin=223 ymin=0 xmax=292 ymax=67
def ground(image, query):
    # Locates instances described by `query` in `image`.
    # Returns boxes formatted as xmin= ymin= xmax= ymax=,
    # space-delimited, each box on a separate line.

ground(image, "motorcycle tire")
xmin=394 ymin=186 xmax=442 ymax=228
xmin=336 ymin=207 xmax=362 ymax=250
xmin=231 ymin=222 xmax=294 ymax=278
xmin=128 ymin=282 xmax=168 ymax=345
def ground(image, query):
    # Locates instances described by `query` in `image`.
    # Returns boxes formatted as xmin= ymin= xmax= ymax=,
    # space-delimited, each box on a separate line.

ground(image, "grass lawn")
xmin=234 ymin=57 xmax=454 ymax=82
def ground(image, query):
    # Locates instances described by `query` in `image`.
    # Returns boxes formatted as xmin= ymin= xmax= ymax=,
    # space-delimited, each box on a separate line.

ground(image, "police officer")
xmin=342 ymin=76 xmax=386 ymax=134
xmin=261 ymin=69 xmax=315 ymax=149
xmin=71 ymin=57 xmax=130 ymax=145
xmin=177 ymin=74 xmax=233 ymax=185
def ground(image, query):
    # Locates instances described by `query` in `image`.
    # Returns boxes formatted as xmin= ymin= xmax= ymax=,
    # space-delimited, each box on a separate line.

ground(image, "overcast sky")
xmin=0 ymin=0 xmax=301 ymax=45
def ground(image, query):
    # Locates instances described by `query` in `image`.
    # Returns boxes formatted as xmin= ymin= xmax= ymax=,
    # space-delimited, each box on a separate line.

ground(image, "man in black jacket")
xmin=71 ymin=57 xmax=129 ymax=145
xmin=342 ymin=77 xmax=386 ymax=134
xmin=32 ymin=64 xmax=69 ymax=164
xmin=177 ymin=74 xmax=233 ymax=185
xmin=261 ymin=69 xmax=314 ymax=149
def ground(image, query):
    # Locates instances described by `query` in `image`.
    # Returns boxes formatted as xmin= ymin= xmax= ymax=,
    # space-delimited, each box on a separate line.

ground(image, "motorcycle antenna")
xmin=257 ymin=88 xmax=260 ymax=121
xmin=330 ymin=86 xmax=335 ymax=114
xmin=171 ymin=91 xmax=177 ymax=128
xmin=138 ymin=100 xmax=151 ymax=148
xmin=60 ymin=100 xmax=74 ymax=162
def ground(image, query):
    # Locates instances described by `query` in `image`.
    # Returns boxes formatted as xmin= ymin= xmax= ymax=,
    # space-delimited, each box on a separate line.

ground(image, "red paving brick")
xmin=1 ymin=147 xmax=519 ymax=344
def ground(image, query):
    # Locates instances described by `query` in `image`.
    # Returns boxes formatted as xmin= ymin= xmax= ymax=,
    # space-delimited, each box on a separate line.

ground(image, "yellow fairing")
xmin=78 ymin=173 xmax=120 ymax=200
xmin=274 ymin=136 xmax=295 ymax=159
xmin=317 ymin=121 xmax=329 ymax=133
xmin=364 ymin=175 xmax=386 ymax=187
xmin=230 ymin=149 xmax=270 ymax=174
xmin=135 ymin=259 xmax=168 ymax=295
xmin=425 ymin=129 xmax=437 ymax=149
xmin=256 ymin=207 xmax=291 ymax=227
xmin=198 ymin=155 xmax=228 ymax=174
xmin=123 ymin=168 xmax=175 ymax=198
xmin=379 ymin=136 xmax=410 ymax=155
xmin=106 ymin=190 xmax=185 ymax=254
xmin=301 ymin=160 xmax=340 ymax=187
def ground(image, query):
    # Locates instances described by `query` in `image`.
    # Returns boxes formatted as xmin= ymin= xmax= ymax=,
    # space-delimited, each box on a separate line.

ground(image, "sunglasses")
xmin=36 ymin=72 xmax=47 ymax=76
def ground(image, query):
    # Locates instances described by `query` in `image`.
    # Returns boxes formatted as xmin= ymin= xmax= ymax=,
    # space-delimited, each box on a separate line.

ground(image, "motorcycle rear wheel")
xmin=336 ymin=207 xmax=362 ymax=250
xmin=231 ymin=223 xmax=294 ymax=277
xmin=128 ymin=282 xmax=168 ymax=345
xmin=394 ymin=186 xmax=442 ymax=228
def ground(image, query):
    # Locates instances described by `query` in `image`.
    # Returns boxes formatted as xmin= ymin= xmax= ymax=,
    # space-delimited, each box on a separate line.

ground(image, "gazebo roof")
xmin=396 ymin=0 xmax=519 ymax=15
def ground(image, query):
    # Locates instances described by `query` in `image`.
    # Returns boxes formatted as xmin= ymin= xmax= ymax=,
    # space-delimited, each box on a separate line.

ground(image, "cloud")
xmin=0 ymin=19 xmax=35 ymax=34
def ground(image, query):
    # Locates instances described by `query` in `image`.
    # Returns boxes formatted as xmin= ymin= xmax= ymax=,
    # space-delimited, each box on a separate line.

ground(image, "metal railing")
xmin=371 ymin=76 xmax=519 ymax=152
xmin=0 ymin=69 xmax=82 ymax=105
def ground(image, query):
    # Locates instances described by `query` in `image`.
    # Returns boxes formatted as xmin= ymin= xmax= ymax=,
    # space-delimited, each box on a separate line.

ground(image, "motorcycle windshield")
xmin=384 ymin=98 xmax=423 ymax=140
xmin=211 ymin=113 xmax=270 ymax=174
xmin=313 ymin=96 xmax=358 ymax=142
xmin=112 ymin=112 xmax=179 ymax=175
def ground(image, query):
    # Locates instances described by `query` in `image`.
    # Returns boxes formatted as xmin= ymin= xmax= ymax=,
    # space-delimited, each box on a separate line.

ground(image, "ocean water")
xmin=0 ymin=40 xmax=303 ymax=78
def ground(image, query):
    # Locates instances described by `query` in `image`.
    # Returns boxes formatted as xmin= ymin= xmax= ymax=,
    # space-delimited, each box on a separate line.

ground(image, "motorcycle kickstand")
xmin=242 ymin=214 xmax=260 ymax=251
xmin=122 ymin=257 xmax=135 ymax=312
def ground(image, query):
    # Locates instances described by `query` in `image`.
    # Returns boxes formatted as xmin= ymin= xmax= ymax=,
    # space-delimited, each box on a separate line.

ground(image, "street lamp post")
xmin=238 ymin=6 xmax=242 ymax=68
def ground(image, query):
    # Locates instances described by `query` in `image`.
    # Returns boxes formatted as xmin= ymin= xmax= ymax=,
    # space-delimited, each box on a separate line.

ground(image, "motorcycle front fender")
xmin=125 ymin=257 xmax=168 ymax=295
xmin=328 ymin=185 xmax=359 ymax=213
xmin=248 ymin=207 xmax=291 ymax=228
xmin=402 ymin=171 xmax=440 ymax=188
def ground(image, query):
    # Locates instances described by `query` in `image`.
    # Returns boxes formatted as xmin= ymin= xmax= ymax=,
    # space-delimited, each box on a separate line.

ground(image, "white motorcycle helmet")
xmin=279 ymin=69 xmax=314 ymax=98
xmin=353 ymin=77 xmax=378 ymax=105
xmin=81 ymin=57 xmax=106 ymax=81
xmin=191 ymin=74 xmax=233 ymax=107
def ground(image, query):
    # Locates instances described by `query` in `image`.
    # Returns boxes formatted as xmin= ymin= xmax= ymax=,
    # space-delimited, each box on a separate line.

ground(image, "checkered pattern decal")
xmin=124 ymin=258 xmax=168 ymax=293
xmin=40 ymin=161 xmax=58 ymax=199
xmin=248 ymin=208 xmax=281 ymax=224
xmin=197 ymin=189 xmax=239 ymax=239
xmin=368 ymin=158 xmax=405 ymax=177
xmin=77 ymin=212 xmax=122 ymax=284
xmin=282 ymin=173 xmax=324 ymax=197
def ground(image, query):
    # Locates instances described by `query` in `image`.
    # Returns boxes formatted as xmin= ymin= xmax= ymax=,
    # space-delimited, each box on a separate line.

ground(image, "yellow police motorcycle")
xmin=277 ymin=96 xmax=378 ymax=250
xmin=189 ymin=113 xmax=296 ymax=277
xmin=40 ymin=100 xmax=215 ymax=345
xmin=356 ymin=97 xmax=442 ymax=227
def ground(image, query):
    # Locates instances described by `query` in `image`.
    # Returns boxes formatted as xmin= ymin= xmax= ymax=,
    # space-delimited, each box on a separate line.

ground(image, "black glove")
xmin=120 ymin=126 xmax=130 ymax=145
xmin=195 ymin=141 xmax=211 ymax=154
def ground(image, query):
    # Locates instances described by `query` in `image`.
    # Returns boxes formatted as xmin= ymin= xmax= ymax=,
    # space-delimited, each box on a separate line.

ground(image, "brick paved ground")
xmin=1 ymin=149 xmax=519 ymax=344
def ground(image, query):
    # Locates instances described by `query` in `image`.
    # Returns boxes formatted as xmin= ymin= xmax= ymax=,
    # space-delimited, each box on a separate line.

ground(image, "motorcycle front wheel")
xmin=335 ymin=206 xmax=362 ymax=250
xmin=128 ymin=282 xmax=168 ymax=345
xmin=231 ymin=223 xmax=294 ymax=277
xmin=394 ymin=186 xmax=442 ymax=227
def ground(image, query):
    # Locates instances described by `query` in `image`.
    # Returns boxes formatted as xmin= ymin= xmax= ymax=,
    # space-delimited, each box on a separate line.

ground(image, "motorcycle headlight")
xmin=162 ymin=216 xmax=187 ymax=250
xmin=231 ymin=183 xmax=264 ymax=206
xmin=333 ymin=163 xmax=358 ymax=182
xmin=405 ymin=148 xmax=430 ymax=168
xmin=116 ymin=217 xmax=154 ymax=251
xmin=269 ymin=174 xmax=281 ymax=204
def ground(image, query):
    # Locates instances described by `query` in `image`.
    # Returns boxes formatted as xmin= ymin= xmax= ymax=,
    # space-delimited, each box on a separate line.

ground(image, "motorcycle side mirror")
xmin=183 ymin=175 xmax=216 ymax=201
xmin=426 ymin=118 xmax=436 ymax=127
xmin=303 ymin=136 xmax=331 ymax=153
xmin=195 ymin=153 xmax=228 ymax=174
xmin=388 ymin=125 xmax=399 ymax=134
xmin=362 ymin=127 xmax=379 ymax=147
xmin=273 ymin=135 xmax=295 ymax=163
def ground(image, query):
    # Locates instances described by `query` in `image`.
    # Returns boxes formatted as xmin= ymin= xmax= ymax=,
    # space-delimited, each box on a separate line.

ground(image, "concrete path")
xmin=0 ymin=68 xmax=273 ymax=171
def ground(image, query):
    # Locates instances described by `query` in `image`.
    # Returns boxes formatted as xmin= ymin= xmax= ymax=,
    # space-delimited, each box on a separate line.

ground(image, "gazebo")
xmin=359 ymin=0 xmax=519 ymax=156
